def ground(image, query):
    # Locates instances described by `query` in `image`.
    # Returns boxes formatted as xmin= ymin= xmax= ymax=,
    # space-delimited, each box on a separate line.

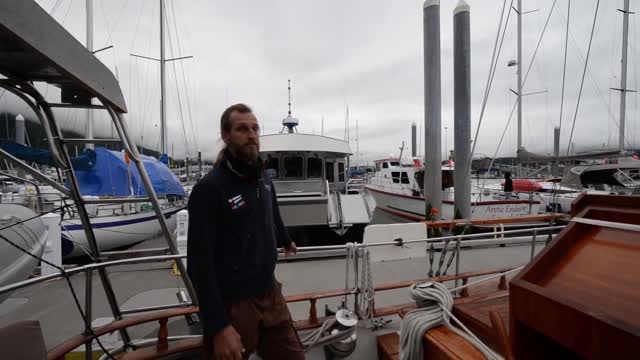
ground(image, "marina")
xmin=0 ymin=0 xmax=639 ymax=359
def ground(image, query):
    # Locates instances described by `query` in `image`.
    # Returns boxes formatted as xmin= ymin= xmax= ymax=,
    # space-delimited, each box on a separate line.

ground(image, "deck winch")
xmin=325 ymin=309 xmax=358 ymax=357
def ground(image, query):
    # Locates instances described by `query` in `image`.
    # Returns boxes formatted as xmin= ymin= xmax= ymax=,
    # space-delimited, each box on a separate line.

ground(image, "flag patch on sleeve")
xmin=228 ymin=194 xmax=246 ymax=210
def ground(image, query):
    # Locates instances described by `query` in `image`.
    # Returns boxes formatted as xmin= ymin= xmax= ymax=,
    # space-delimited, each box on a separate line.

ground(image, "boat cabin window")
xmin=307 ymin=157 xmax=322 ymax=178
xmin=392 ymin=171 xmax=400 ymax=183
xmin=325 ymin=161 xmax=335 ymax=183
xmin=338 ymin=162 xmax=345 ymax=182
xmin=265 ymin=155 xmax=279 ymax=179
xmin=283 ymin=156 xmax=303 ymax=178
xmin=376 ymin=163 xmax=382 ymax=171
xmin=390 ymin=161 xmax=400 ymax=167
xmin=401 ymin=172 xmax=410 ymax=184
xmin=382 ymin=162 xmax=389 ymax=169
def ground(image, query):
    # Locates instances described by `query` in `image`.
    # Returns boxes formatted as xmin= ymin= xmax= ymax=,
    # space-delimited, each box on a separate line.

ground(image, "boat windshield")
xmin=283 ymin=156 xmax=303 ymax=178
xmin=326 ymin=162 xmax=335 ymax=183
xmin=265 ymin=155 xmax=279 ymax=178
xmin=307 ymin=157 xmax=322 ymax=178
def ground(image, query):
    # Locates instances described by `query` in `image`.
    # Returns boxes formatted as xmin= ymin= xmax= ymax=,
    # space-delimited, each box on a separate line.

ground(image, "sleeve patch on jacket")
xmin=228 ymin=194 xmax=246 ymax=210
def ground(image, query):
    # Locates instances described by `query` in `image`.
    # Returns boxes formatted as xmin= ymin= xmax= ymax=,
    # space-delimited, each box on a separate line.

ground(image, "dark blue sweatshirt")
xmin=186 ymin=156 xmax=291 ymax=336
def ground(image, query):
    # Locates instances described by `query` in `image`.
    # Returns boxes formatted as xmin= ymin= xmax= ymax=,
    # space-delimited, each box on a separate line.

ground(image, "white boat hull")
xmin=0 ymin=204 xmax=48 ymax=302
xmin=3 ymin=188 xmax=186 ymax=258
xmin=366 ymin=186 xmax=539 ymax=221
xmin=477 ymin=180 xmax=614 ymax=214
xmin=61 ymin=206 xmax=182 ymax=258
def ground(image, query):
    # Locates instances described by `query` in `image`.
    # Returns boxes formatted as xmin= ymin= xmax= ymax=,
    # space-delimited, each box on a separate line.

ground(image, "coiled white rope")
xmin=344 ymin=243 xmax=359 ymax=299
xmin=357 ymin=246 xmax=375 ymax=319
xmin=400 ymin=282 xmax=502 ymax=360
xmin=344 ymin=243 xmax=375 ymax=319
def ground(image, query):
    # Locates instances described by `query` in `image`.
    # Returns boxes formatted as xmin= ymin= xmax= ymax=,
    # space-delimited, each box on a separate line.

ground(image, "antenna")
xmin=356 ymin=116 xmax=359 ymax=168
xmin=281 ymin=79 xmax=299 ymax=133
xmin=288 ymin=79 xmax=292 ymax=116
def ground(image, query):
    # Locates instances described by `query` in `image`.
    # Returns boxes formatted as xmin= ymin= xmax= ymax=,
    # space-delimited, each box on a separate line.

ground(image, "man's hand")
xmin=213 ymin=325 xmax=244 ymax=360
xmin=283 ymin=241 xmax=297 ymax=257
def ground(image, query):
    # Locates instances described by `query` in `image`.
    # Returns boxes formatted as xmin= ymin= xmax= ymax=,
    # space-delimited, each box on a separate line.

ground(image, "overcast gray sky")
xmin=5 ymin=0 xmax=639 ymax=162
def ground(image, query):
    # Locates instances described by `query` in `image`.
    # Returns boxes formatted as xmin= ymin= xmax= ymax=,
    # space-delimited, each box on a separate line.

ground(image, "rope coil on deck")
xmin=400 ymin=282 xmax=501 ymax=360
xmin=344 ymin=242 xmax=375 ymax=319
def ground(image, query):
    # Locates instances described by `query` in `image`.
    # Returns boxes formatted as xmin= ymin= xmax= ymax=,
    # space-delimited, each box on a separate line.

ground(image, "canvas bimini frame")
xmin=0 ymin=0 xmax=196 ymax=351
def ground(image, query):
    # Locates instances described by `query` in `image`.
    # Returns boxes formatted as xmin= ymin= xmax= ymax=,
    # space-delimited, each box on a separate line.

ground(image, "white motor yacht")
xmin=366 ymin=158 xmax=540 ymax=221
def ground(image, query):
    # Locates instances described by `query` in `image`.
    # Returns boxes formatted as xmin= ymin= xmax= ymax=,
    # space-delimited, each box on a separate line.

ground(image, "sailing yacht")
xmin=0 ymin=146 xmax=186 ymax=257
xmin=0 ymin=0 xmax=192 ymax=258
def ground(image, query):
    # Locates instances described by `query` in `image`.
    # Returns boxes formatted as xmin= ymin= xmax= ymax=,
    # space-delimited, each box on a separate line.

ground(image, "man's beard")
xmin=226 ymin=143 xmax=262 ymax=178
xmin=229 ymin=142 xmax=259 ymax=162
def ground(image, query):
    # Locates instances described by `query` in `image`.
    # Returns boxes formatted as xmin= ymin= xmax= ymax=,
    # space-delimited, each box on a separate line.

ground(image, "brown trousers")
xmin=205 ymin=280 xmax=305 ymax=360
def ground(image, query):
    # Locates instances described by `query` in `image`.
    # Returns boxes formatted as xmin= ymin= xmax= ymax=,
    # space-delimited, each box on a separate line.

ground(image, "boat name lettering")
xmin=485 ymin=205 xmax=530 ymax=214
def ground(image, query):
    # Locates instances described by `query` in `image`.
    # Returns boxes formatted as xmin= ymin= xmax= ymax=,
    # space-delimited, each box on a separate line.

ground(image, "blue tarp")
xmin=73 ymin=148 xmax=185 ymax=197
xmin=0 ymin=140 xmax=96 ymax=170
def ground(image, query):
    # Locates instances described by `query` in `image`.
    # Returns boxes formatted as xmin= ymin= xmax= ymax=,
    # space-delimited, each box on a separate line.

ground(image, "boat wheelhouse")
xmin=260 ymin=132 xmax=375 ymax=243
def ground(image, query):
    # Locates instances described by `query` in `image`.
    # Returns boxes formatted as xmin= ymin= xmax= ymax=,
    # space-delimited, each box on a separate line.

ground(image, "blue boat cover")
xmin=73 ymin=148 xmax=185 ymax=197
xmin=0 ymin=140 xmax=96 ymax=170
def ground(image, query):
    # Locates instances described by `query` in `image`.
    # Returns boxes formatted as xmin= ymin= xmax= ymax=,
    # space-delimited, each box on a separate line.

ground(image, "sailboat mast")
xmin=85 ymin=0 xmax=93 ymax=149
xmin=160 ymin=0 xmax=167 ymax=155
xmin=345 ymin=105 xmax=350 ymax=142
xmin=516 ymin=0 xmax=523 ymax=157
xmin=356 ymin=116 xmax=359 ymax=167
xmin=618 ymin=0 xmax=630 ymax=151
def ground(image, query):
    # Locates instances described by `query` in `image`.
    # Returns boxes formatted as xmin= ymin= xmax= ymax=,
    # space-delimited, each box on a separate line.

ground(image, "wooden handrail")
xmin=47 ymin=307 xmax=199 ymax=360
xmin=48 ymin=268 xmax=516 ymax=360
xmin=422 ymin=213 xmax=566 ymax=229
